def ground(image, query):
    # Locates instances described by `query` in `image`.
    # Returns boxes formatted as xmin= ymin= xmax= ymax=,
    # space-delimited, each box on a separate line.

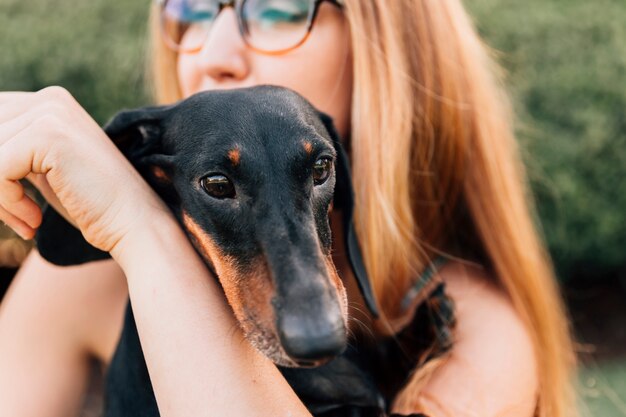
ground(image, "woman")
xmin=0 ymin=0 xmax=577 ymax=416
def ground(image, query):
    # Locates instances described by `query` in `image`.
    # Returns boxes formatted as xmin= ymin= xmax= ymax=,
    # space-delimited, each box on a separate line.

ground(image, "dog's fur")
xmin=36 ymin=85 xmax=433 ymax=416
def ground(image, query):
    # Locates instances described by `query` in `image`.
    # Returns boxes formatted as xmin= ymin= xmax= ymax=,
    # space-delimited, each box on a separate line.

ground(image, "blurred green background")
xmin=0 ymin=0 xmax=623 ymax=281
xmin=0 ymin=0 xmax=625 ymax=415
xmin=468 ymin=0 xmax=626 ymax=283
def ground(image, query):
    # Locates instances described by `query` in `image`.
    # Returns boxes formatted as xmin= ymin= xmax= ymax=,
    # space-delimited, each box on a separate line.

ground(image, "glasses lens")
xmin=161 ymin=0 xmax=218 ymax=52
xmin=241 ymin=0 xmax=313 ymax=52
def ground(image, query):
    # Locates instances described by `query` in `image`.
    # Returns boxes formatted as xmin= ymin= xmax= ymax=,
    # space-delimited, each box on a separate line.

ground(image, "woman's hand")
xmin=0 ymin=86 xmax=170 ymax=252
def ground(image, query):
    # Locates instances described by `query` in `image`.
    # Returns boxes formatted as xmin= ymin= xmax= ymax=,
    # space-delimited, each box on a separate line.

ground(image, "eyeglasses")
xmin=156 ymin=0 xmax=345 ymax=55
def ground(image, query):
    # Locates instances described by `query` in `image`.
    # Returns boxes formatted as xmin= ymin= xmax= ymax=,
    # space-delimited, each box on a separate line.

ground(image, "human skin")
xmin=177 ymin=5 xmax=353 ymax=140
xmin=0 ymin=2 xmax=538 ymax=417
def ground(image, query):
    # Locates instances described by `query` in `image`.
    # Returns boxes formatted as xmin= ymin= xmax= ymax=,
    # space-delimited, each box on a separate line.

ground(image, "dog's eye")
xmin=200 ymin=174 xmax=236 ymax=199
xmin=313 ymin=157 xmax=333 ymax=186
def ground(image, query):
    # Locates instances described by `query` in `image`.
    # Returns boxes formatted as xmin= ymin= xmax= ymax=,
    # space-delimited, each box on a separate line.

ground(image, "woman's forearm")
xmin=0 ymin=87 xmax=310 ymax=416
xmin=111 ymin=213 xmax=312 ymax=417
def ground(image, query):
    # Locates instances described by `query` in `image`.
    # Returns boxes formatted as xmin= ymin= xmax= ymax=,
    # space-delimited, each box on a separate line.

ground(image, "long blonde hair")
xmin=146 ymin=1 xmax=577 ymax=415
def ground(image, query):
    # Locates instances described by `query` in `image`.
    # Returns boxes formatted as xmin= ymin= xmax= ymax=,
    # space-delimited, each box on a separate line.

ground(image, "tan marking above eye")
xmin=302 ymin=140 xmax=313 ymax=155
xmin=151 ymin=166 xmax=170 ymax=183
xmin=228 ymin=148 xmax=241 ymax=166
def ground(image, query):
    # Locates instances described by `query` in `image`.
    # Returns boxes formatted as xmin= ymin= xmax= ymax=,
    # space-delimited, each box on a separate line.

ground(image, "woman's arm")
xmin=393 ymin=262 xmax=540 ymax=417
xmin=0 ymin=87 xmax=312 ymax=416
xmin=0 ymin=253 xmax=128 ymax=417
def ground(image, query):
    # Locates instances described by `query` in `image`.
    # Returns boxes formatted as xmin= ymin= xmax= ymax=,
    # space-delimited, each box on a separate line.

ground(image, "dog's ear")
xmin=104 ymin=106 xmax=178 ymax=204
xmin=104 ymin=105 xmax=168 ymax=161
xmin=36 ymin=105 xmax=178 ymax=266
xmin=317 ymin=111 xmax=380 ymax=318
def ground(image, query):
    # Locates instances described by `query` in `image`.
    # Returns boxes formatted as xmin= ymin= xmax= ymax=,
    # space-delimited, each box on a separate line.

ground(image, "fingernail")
xmin=25 ymin=218 xmax=39 ymax=229
xmin=15 ymin=225 xmax=33 ymax=241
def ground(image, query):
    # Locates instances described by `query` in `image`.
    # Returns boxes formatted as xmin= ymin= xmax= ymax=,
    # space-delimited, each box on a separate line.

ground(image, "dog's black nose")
xmin=278 ymin=313 xmax=347 ymax=366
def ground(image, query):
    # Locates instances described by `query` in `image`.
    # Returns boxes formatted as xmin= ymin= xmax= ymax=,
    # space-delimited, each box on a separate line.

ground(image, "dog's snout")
xmin=259 ymin=206 xmax=348 ymax=366
xmin=277 ymin=309 xmax=347 ymax=366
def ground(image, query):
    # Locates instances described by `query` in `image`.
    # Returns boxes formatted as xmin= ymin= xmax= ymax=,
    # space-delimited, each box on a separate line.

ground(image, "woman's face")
xmin=176 ymin=2 xmax=353 ymax=139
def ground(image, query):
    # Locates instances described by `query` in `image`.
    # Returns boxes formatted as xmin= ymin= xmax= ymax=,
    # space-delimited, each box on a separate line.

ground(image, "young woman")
xmin=0 ymin=0 xmax=578 ymax=416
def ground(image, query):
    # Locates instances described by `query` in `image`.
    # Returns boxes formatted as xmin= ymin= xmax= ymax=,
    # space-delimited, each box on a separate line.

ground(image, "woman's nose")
xmin=196 ymin=7 xmax=250 ymax=83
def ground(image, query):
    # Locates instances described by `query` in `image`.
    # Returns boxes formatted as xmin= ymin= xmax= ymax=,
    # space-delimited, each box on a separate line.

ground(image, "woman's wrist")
xmin=109 ymin=208 xmax=187 ymax=274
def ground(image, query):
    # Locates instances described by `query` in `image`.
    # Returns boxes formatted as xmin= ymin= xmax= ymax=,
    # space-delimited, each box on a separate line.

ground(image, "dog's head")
xmin=36 ymin=85 xmax=378 ymax=367
xmin=106 ymin=85 xmax=366 ymax=367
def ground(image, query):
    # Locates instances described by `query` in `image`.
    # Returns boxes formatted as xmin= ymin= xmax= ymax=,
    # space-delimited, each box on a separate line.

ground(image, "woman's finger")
xmin=0 ymin=88 xmax=77 ymax=127
xmin=0 ymin=129 xmax=47 ymax=228
xmin=1 ymin=190 xmax=41 ymax=230
xmin=0 ymin=109 xmax=34 ymax=146
xmin=0 ymin=204 xmax=36 ymax=241
xmin=26 ymin=173 xmax=76 ymax=228
xmin=0 ymin=122 xmax=47 ymax=180
xmin=0 ymin=174 xmax=42 ymax=231
xmin=0 ymin=91 xmax=31 ymax=104
xmin=0 ymin=90 xmax=75 ymax=141
xmin=0 ymin=93 xmax=34 ymax=125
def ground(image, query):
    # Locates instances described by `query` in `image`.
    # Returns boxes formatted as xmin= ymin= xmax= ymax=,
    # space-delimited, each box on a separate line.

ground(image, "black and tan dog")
xmin=38 ymin=85 xmax=378 ymax=366
xmin=36 ymin=86 xmax=430 ymax=417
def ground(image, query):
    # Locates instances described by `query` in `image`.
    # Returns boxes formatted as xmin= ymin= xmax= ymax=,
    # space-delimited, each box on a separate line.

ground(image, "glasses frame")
xmin=156 ymin=0 xmax=345 ymax=56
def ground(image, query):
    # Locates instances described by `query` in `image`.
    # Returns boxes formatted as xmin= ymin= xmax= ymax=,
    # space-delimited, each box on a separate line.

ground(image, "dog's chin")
xmin=240 ymin=318 xmax=345 ymax=368
xmin=240 ymin=319 xmax=300 ymax=367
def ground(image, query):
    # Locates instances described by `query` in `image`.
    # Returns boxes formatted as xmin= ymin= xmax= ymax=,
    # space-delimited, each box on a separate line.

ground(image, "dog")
xmin=36 ymin=85 xmax=431 ymax=416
